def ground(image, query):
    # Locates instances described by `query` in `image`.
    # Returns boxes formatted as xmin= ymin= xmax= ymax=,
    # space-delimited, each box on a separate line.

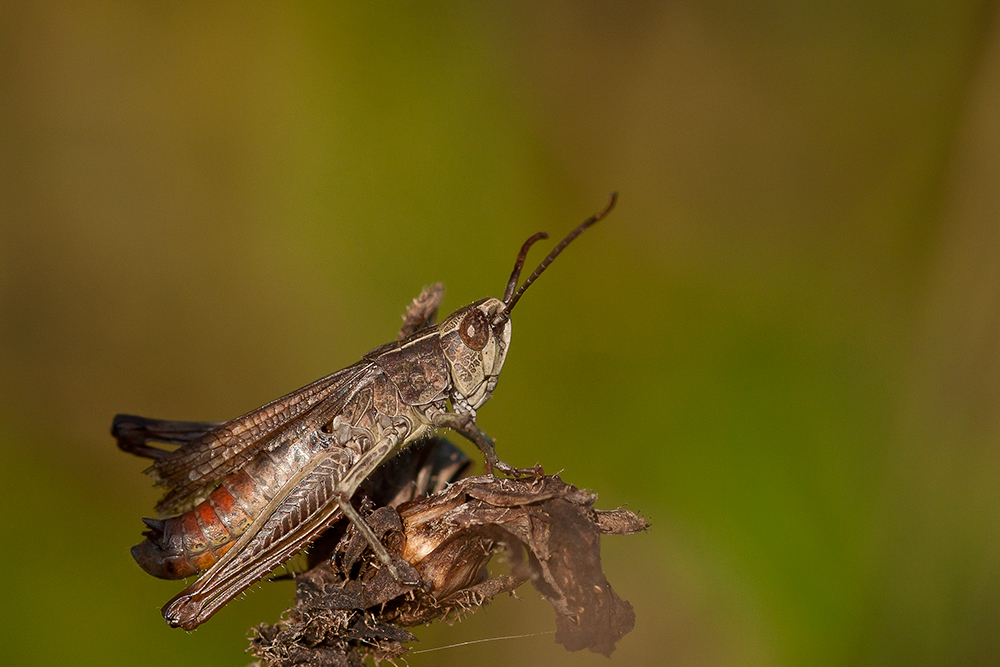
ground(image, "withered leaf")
xmin=249 ymin=438 xmax=648 ymax=665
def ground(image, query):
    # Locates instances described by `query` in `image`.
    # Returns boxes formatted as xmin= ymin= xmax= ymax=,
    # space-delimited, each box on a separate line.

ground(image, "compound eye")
xmin=459 ymin=308 xmax=490 ymax=351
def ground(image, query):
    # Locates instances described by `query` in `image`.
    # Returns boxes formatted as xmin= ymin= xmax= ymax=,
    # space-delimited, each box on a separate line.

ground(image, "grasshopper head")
xmin=439 ymin=297 xmax=511 ymax=410
xmin=439 ymin=193 xmax=617 ymax=412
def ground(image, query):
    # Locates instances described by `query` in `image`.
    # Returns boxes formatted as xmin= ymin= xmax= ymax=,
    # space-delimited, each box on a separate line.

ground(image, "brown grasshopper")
xmin=113 ymin=193 xmax=617 ymax=630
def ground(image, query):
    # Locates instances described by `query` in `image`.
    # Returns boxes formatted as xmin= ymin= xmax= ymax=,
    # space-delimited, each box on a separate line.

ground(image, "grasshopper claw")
xmin=492 ymin=459 xmax=545 ymax=480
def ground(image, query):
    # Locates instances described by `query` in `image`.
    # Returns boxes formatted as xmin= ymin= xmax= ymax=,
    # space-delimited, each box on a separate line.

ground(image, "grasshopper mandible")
xmin=113 ymin=193 xmax=617 ymax=630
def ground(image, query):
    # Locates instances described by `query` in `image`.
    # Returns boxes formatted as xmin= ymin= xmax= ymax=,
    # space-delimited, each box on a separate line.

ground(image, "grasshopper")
xmin=113 ymin=193 xmax=617 ymax=630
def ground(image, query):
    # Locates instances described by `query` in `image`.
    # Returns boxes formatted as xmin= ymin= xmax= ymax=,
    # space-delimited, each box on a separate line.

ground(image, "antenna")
xmin=502 ymin=232 xmax=549 ymax=303
xmin=502 ymin=192 xmax=617 ymax=315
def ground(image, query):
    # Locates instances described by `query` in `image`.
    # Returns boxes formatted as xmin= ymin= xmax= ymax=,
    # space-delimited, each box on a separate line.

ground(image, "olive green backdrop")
xmin=2 ymin=2 xmax=999 ymax=665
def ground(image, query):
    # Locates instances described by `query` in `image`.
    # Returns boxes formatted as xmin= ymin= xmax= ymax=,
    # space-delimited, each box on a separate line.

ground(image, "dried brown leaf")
xmin=249 ymin=438 xmax=648 ymax=665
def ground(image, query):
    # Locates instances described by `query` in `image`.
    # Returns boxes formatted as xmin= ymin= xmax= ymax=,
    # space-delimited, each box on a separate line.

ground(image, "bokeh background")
xmin=3 ymin=2 xmax=999 ymax=665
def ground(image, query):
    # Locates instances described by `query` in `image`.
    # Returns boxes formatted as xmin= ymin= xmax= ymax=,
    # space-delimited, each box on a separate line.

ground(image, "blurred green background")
xmin=2 ymin=1 xmax=999 ymax=665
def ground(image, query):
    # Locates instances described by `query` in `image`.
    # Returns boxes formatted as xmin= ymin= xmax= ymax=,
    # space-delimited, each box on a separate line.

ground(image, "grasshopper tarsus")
xmin=385 ymin=557 xmax=425 ymax=589
xmin=489 ymin=459 xmax=545 ymax=480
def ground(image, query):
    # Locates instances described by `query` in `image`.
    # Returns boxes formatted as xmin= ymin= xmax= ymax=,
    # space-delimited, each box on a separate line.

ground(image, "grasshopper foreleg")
xmin=430 ymin=411 xmax=543 ymax=479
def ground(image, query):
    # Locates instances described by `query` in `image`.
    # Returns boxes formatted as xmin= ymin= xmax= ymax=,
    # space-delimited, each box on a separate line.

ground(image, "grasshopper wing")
xmin=112 ymin=416 xmax=224 ymax=460
xmin=120 ymin=362 xmax=374 ymax=517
